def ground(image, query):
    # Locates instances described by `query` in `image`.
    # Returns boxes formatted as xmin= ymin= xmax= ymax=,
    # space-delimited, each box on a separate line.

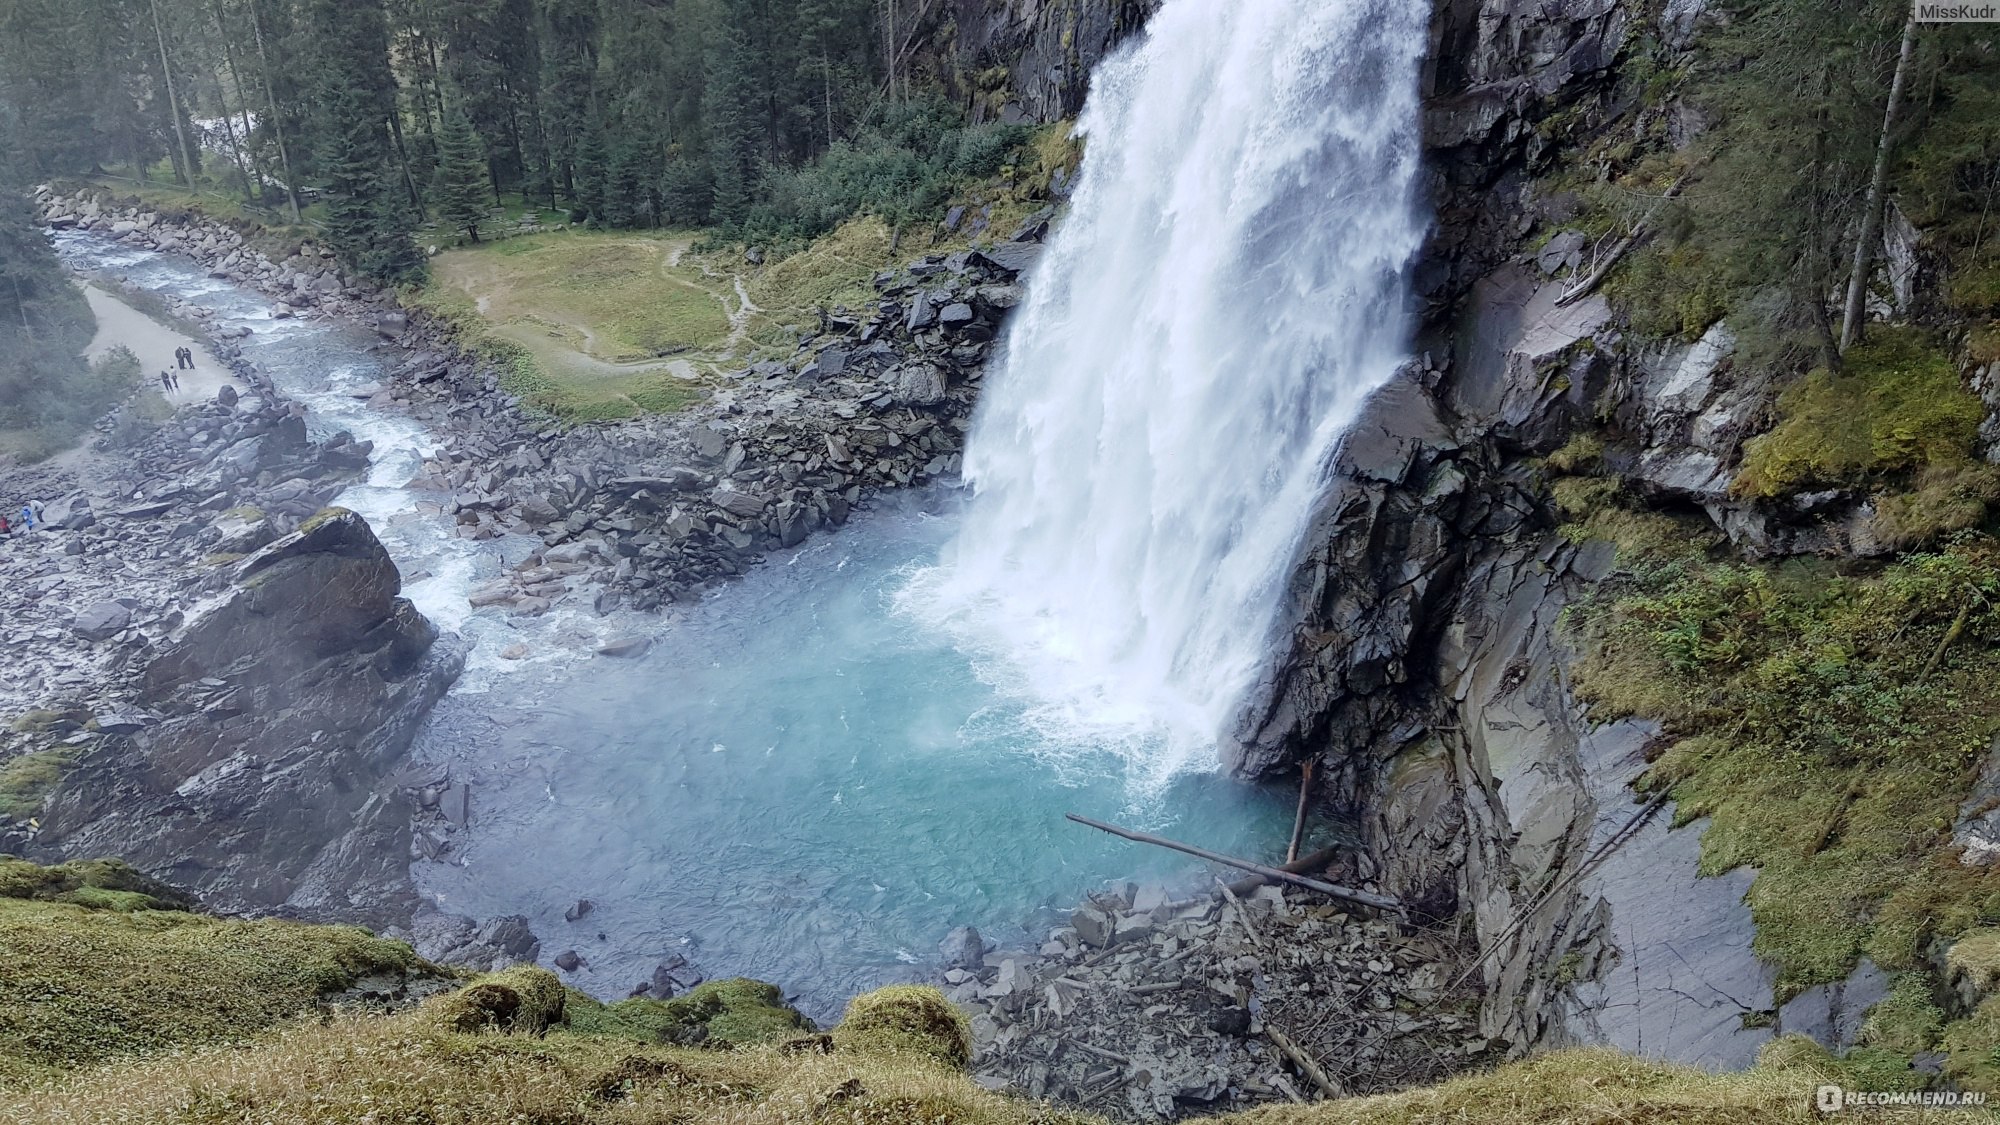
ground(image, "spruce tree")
xmin=306 ymin=0 xmax=423 ymax=283
xmin=432 ymin=109 xmax=490 ymax=241
xmin=573 ymin=121 xmax=607 ymax=223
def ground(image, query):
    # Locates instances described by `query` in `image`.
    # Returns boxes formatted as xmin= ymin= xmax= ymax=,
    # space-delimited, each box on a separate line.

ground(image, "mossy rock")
xmin=1735 ymin=329 xmax=1984 ymax=499
xmin=6 ymin=710 xmax=61 ymax=734
xmin=831 ymin=985 xmax=972 ymax=1068
xmin=431 ymin=966 xmax=567 ymax=1035
xmin=571 ymin=977 xmax=810 ymax=1047
xmin=0 ymin=752 xmax=71 ymax=821
xmin=0 ymin=857 xmax=191 ymax=911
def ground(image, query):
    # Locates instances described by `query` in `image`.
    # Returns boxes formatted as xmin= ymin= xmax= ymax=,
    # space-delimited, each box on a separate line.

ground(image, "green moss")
xmin=1570 ymin=539 xmax=2000 ymax=1005
xmin=567 ymin=977 xmax=809 ymax=1047
xmin=1546 ymin=433 xmax=1605 ymax=474
xmin=1949 ymin=261 xmax=2000 ymax=316
xmin=1859 ymin=973 xmax=1945 ymax=1057
xmin=0 ymin=752 xmax=69 ymax=820
xmin=6 ymin=712 xmax=60 ymax=734
xmin=0 ymin=857 xmax=188 ymax=908
xmin=1736 ymin=330 xmax=1983 ymax=499
xmin=430 ymin=966 xmax=567 ymax=1035
xmin=1948 ymin=928 xmax=2000 ymax=997
xmin=0 ymin=861 xmax=433 ymax=1081
xmin=1872 ymin=463 xmax=2000 ymax=548
xmin=830 ymin=986 xmax=972 ymax=1068
xmin=1940 ymin=996 xmax=2000 ymax=1092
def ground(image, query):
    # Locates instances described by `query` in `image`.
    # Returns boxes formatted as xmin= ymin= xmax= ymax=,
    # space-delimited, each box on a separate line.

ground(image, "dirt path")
xmin=80 ymin=282 xmax=241 ymax=404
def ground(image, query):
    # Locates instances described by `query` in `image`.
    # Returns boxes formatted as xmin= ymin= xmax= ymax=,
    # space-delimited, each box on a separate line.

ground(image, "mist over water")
xmin=905 ymin=0 xmax=1431 ymax=779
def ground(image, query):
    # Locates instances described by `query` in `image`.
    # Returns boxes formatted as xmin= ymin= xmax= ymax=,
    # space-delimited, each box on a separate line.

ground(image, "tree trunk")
xmin=389 ymin=109 xmax=424 ymax=216
xmin=211 ymin=0 xmax=262 ymax=202
xmin=1839 ymin=13 xmax=1919 ymax=353
xmin=250 ymin=2 xmax=303 ymax=223
xmin=149 ymin=0 xmax=200 ymax=188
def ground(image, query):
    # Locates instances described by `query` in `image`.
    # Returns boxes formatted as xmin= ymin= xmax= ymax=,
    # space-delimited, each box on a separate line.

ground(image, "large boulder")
xmin=71 ymin=600 xmax=131 ymax=642
xmin=35 ymin=509 xmax=464 ymax=925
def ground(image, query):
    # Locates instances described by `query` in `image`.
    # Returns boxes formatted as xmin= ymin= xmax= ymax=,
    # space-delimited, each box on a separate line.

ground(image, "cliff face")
xmin=1222 ymin=0 xmax=1967 ymax=1070
xmin=35 ymin=510 xmax=464 ymax=926
xmin=907 ymin=0 xmax=1160 ymax=123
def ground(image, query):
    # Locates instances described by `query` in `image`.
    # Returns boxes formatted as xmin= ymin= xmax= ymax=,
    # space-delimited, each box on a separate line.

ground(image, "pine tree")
xmin=704 ymin=16 xmax=764 ymax=229
xmin=307 ymin=0 xmax=423 ymax=283
xmin=432 ymin=109 xmax=490 ymax=241
xmin=572 ymin=120 xmax=606 ymax=223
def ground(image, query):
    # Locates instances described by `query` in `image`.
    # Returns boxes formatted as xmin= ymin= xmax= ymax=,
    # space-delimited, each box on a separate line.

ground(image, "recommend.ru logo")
xmin=1818 ymin=1085 xmax=1991 ymax=1113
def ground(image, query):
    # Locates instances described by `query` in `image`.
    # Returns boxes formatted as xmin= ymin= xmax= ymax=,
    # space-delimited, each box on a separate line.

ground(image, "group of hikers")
xmin=160 ymin=345 xmax=196 ymax=394
xmin=1 ymin=500 xmax=45 ymax=536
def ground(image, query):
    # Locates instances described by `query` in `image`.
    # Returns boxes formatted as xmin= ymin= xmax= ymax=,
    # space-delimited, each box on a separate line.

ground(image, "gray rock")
xmin=477 ymin=915 xmax=540 ymax=961
xmin=72 ymin=600 xmax=131 ymax=641
xmin=939 ymin=925 xmax=986 ymax=971
xmin=894 ymin=364 xmax=947 ymax=406
xmin=554 ymin=949 xmax=584 ymax=972
xmin=1072 ymin=904 xmax=1114 ymax=948
xmin=710 ymin=487 xmax=768 ymax=519
xmin=596 ymin=636 xmax=652 ymax=659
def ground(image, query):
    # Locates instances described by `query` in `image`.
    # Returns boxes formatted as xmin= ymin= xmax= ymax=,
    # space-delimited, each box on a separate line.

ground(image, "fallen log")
xmin=1267 ymin=1024 xmax=1345 ymax=1100
xmin=1286 ymin=760 xmax=1316 ymax=864
xmin=1225 ymin=843 xmax=1345 ymax=898
xmin=1064 ymin=813 xmax=1402 ymax=912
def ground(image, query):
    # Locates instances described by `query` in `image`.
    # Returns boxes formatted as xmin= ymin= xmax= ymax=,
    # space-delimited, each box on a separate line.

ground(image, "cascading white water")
xmin=905 ymin=0 xmax=1430 ymax=780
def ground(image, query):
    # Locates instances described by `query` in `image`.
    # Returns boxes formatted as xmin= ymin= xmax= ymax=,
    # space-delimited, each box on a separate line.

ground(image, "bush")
xmin=733 ymin=98 xmax=1031 ymax=245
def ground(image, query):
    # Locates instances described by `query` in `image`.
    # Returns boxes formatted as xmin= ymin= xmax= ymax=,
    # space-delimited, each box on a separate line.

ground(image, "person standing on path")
xmin=19 ymin=505 xmax=34 ymax=531
xmin=160 ymin=370 xmax=173 ymax=393
xmin=170 ymin=369 xmax=181 ymax=392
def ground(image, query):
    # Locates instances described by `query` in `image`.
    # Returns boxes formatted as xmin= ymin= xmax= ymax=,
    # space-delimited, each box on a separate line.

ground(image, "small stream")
xmin=54 ymin=231 xmax=1295 ymax=1020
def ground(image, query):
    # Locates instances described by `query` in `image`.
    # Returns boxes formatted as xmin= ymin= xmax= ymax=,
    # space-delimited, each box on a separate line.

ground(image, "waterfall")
xmin=905 ymin=0 xmax=1430 ymax=780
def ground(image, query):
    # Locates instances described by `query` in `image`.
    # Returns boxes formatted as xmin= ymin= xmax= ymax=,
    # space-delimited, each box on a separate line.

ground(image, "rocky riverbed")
xmin=36 ymin=184 xmax=1036 ymax=629
xmin=948 ymin=877 xmax=1484 ymax=1120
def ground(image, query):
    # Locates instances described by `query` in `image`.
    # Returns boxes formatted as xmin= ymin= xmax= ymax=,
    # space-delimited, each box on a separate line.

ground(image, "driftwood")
xmin=1064 ymin=814 xmax=1402 ymax=912
xmin=1555 ymin=175 xmax=1688 ymax=308
xmin=1225 ymin=843 xmax=1345 ymax=898
xmin=1267 ymin=1024 xmax=1345 ymax=1100
xmin=1286 ymin=760 xmax=1316 ymax=864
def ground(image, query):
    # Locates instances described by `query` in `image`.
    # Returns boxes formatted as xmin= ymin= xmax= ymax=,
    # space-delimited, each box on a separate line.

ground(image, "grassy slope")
xmin=1552 ymin=389 xmax=2000 ymax=1091
xmin=0 ymin=860 xmax=1988 ymax=1124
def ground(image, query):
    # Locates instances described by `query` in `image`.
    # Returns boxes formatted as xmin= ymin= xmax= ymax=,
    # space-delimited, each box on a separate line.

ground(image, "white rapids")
xmin=904 ymin=0 xmax=1432 ymax=782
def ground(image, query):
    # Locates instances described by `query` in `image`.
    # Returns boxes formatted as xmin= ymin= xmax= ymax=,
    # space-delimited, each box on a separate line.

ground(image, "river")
xmin=52 ymin=231 xmax=1294 ymax=1021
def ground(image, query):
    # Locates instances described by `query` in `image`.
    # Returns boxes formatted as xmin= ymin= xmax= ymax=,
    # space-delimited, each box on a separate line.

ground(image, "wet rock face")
xmin=915 ymin=0 xmax=1161 ymax=124
xmin=35 ymin=509 xmax=464 ymax=925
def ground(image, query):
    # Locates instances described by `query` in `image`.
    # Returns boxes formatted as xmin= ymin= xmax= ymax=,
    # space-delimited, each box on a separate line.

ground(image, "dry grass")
xmin=10 ymin=1009 xmax=1987 ymax=1125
